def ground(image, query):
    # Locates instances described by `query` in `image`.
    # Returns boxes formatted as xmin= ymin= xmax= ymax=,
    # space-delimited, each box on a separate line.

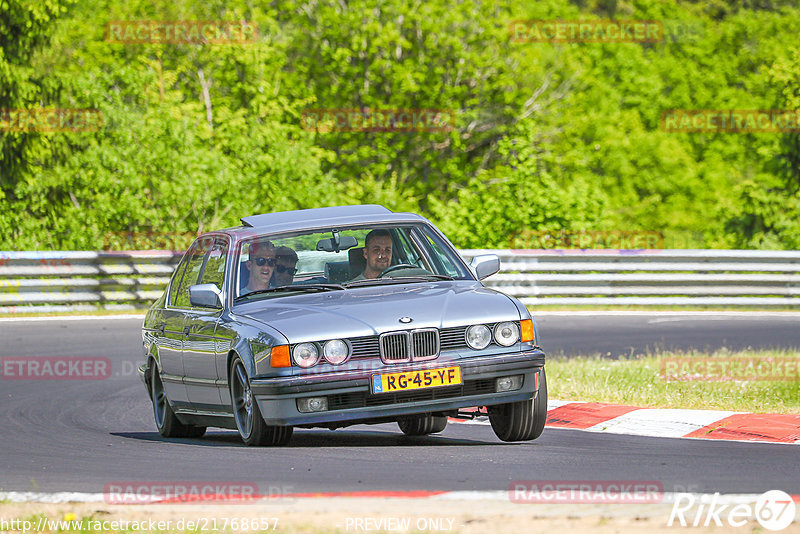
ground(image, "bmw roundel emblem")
xmin=399 ymin=317 xmax=413 ymax=324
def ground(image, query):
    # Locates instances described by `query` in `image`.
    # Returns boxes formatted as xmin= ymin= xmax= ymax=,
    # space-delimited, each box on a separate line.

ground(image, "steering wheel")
xmin=378 ymin=263 xmax=419 ymax=277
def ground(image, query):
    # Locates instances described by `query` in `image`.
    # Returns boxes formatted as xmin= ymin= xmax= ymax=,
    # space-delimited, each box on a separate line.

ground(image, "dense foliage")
xmin=1 ymin=0 xmax=798 ymax=250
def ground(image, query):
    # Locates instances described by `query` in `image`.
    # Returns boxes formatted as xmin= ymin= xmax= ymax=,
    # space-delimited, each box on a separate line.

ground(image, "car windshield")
xmin=235 ymin=224 xmax=472 ymax=300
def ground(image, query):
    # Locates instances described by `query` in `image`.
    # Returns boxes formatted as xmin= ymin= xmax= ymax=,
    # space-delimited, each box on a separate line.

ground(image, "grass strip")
xmin=546 ymin=348 xmax=800 ymax=414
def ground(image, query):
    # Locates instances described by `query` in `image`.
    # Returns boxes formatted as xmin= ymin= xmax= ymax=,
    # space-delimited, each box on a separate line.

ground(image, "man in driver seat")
xmin=351 ymin=229 xmax=392 ymax=281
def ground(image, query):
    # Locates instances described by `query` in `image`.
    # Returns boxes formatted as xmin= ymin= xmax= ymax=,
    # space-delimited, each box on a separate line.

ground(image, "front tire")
xmin=230 ymin=356 xmax=293 ymax=446
xmin=398 ymin=414 xmax=448 ymax=436
xmin=488 ymin=368 xmax=547 ymax=442
xmin=151 ymin=362 xmax=206 ymax=438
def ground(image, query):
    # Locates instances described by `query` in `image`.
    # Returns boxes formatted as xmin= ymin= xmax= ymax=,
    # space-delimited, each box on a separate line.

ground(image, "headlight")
xmin=466 ymin=324 xmax=492 ymax=350
xmin=323 ymin=339 xmax=350 ymax=364
xmin=292 ymin=342 xmax=320 ymax=368
xmin=494 ymin=321 xmax=519 ymax=347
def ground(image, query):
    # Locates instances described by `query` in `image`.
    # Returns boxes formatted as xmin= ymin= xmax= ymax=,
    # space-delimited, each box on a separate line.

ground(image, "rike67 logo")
xmin=669 ymin=490 xmax=797 ymax=531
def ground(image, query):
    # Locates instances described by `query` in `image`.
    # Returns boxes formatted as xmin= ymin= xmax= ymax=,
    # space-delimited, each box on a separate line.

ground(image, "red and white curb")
xmin=450 ymin=401 xmax=800 ymax=445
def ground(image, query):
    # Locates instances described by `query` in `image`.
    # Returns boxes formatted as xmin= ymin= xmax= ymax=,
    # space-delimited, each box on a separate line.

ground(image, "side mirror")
xmin=469 ymin=254 xmax=501 ymax=280
xmin=189 ymin=283 xmax=223 ymax=308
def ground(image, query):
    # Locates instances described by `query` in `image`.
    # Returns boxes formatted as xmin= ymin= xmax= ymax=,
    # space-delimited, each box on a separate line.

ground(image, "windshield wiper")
xmin=404 ymin=274 xmax=454 ymax=281
xmin=235 ymin=283 xmax=345 ymax=301
xmin=343 ymin=275 xmax=453 ymax=288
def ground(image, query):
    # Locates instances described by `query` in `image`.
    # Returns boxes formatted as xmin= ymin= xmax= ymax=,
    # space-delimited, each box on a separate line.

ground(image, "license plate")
xmin=371 ymin=366 xmax=462 ymax=394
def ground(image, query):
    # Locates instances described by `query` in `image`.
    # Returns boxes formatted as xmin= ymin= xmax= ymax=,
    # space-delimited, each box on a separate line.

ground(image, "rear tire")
xmin=151 ymin=362 xmax=206 ymax=439
xmin=230 ymin=356 xmax=293 ymax=446
xmin=398 ymin=414 xmax=448 ymax=436
xmin=488 ymin=368 xmax=547 ymax=442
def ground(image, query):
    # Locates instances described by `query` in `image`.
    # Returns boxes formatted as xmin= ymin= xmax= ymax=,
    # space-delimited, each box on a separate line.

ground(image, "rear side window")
xmin=171 ymin=237 xmax=214 ymax=308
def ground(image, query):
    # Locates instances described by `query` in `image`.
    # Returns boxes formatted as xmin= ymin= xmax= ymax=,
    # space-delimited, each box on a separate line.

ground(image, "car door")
xmin=163 ymin=237 xmax=213 ymax=409
xmin=154 ymin=244 xmax=195 ymax=408
xmin=182 ymin=237 xmax=229 ymax=410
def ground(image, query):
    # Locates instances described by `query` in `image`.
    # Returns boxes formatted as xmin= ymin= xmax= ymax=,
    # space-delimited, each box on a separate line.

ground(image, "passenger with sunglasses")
xmin=271 ymin=246 xmax=299 ymax=288
xmin=242 ymin=239 xmax=276 ymax=295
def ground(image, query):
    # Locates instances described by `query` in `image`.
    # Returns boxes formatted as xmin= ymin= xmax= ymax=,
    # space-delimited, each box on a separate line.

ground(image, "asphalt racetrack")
xmin=1 ymin=313 xmax=798 ymax=495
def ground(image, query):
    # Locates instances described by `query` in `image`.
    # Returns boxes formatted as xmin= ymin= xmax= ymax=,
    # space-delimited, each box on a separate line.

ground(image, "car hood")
xmin=235 ymin=281 xmax=520 ymax=343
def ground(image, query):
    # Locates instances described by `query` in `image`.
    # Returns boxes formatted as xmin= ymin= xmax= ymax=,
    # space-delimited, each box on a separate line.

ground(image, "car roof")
xmin=222 ymin=205 xmax=429 ymax=237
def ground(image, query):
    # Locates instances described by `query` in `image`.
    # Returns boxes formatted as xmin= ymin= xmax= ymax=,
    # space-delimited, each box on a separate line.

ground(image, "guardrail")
xmin=0 ymin=251 xmax=182 ymax=314
xmin=460 ymin=249 xmax=800 ymax=307
xmin=0 ymin=249 xmax=798 ymax=313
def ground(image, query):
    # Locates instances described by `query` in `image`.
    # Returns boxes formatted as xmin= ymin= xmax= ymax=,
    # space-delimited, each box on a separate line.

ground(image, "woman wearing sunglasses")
xmin=242 ymin=239 xmax=276 ymax=295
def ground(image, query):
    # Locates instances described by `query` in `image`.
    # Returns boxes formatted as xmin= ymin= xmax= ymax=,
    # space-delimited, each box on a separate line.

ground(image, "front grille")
xmin=379 ymin=329 xmax=440 ymax=363
xmin=380 ymin=332 xmax=410 ymax=362
xmin=350 ymin=336 xmax=381 ymax=359
xmin=321 ymin=322 xmax=514 ymax=363
xmin=327 ymin=378 xmax=496 ymax=410
xmin=411 ymin=329 xmax=439 ymax=361
xmin=439 ymin=326 xmax=468 ymax=351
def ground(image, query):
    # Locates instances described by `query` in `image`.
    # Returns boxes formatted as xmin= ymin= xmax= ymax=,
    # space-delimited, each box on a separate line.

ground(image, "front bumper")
xmin=250 ymin=348 xmax=545 ymax=426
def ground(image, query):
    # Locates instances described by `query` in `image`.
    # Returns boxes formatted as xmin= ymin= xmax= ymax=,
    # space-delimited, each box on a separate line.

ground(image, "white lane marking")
xmin=0 ymin=314 xmax=145 ymax=323
xmin=584 ymin=408 xmax=740 ymax=438
xmin=433 ymin=491 xmax=772 ymax=504
xmin=0 ymin=492 xmax=106 ymax=503
xmin=646 ymin=316 xmax=800 ymax=324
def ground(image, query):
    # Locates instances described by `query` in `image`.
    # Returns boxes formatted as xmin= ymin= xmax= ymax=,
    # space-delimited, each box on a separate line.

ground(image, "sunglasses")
xmin=253 ymin=257 xmax=276 ymax=267
xmin=275 ymin=265 xmax=298 ymax=275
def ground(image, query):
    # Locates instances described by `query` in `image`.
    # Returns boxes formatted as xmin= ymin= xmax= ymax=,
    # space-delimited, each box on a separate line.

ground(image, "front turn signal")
xmin=271 ymin=345 xmax=291 ymax=367
xmin=520 ymin=319 xmax=534 ymax=343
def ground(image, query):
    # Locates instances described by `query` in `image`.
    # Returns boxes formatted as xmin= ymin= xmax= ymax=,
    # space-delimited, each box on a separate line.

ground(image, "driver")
xmin=351 ymin=229 xmax=392 ymax=281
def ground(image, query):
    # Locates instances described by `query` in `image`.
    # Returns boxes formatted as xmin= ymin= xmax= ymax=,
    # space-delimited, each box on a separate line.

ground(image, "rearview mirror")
xmin=469 ymin=254 xmax=501 ymax=280
xmin=189 ymin=283 xmax=223 ymax=308
xmin=317 ymin=235 xmax=357 ymax=252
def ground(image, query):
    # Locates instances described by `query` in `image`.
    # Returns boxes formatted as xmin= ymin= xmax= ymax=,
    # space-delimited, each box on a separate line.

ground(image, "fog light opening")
xmin=495 ymin=374 xmax=524 ymax=393
xmin=297 ymin=396 xmax=329 ymax=413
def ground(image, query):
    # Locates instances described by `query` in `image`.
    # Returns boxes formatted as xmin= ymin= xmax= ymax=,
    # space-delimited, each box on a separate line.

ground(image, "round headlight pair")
xmin=292 ymin=340 xmax=350 ymax=368
xmin=466 ymin=321 xmax=520 ymax=350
